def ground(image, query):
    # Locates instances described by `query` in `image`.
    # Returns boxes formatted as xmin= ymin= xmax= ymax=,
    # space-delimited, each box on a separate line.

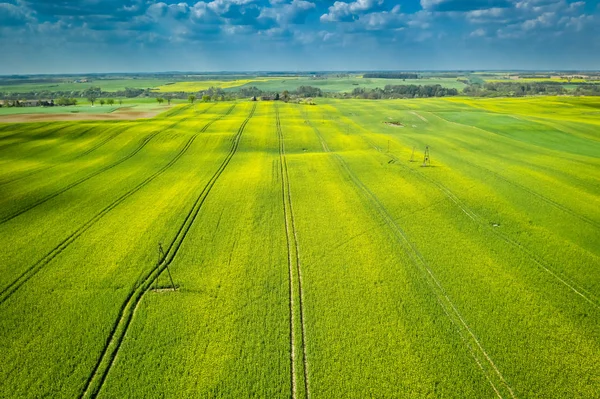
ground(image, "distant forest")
xmin=362 ymin=73 xmax=419 ymax=79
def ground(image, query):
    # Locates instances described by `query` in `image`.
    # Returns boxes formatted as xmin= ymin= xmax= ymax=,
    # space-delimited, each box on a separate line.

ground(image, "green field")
xmin=152 ymin=77 xmax=466 ymax=93
xmin=0 ymin=101 xmax=176 ymax=116
xmin=0 ymin=79 xmax=173 ymax=93
xmin=0 ymin=97 xmax=598 ymax=398
xmin=227 ymin=76 xmax=466 ymax=93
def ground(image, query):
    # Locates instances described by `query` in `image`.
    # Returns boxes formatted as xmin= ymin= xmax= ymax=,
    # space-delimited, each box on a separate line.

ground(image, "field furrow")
xmin=276 ymin=105 xmax=310 ymax=399
xmin=1 ymin=97 xmax=598 ymax=399
xmin=0 ymin=104 xmax=230 ymax=304
xmin=80 ymin=103 xmax=254 ymax=399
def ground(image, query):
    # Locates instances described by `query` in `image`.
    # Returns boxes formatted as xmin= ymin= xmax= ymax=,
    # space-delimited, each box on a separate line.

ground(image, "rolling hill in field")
xmin=0 ymin=97 xmax=598 ymax=398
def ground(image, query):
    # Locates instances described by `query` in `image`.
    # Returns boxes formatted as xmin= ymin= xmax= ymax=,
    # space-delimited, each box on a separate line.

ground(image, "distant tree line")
xmin=350 ymin=84 xmax=459 ymax=99
xmin=463 ymin=82 xmax=568 ymax=97
xmin=362 ymin=72 xmax=419 ymax=79
xmin=3 ymin=80 xmax=600 ymax=108
xmin=573 ymin=85 xmax=600 ymax=96
xmin=0 ymin=86 xmax=150 ymax=102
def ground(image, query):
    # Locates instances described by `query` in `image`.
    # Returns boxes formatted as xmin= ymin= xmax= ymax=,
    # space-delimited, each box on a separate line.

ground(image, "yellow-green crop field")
xmin=153 ymin=78 xmax=286 ymax=92
xmin=0 ymin=96 xmax=599 ymax=398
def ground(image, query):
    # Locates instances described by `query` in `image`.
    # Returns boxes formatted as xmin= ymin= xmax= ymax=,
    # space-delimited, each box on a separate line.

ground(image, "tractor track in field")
xmin=429 ymin=113 xmax=599 ymax=229
xmin=79 ymin=103 xmax=253 ymax=399
xmin=364 ymin=136 xmax=600 ymax=310
xmin=303 ymin=112 xmax=515 ymax=399
xmin=276 ymin=105 xmax=310 ymax=399
xmin=388 ymin=148 xmax=600 ymax=310
xmin=462 ymin=157 xmax=600 ymax=230
xmin=0 ymin=105 xmax=225 ymax=305
xmin=0 ymin=125 xmax=126 ymax=187
xmin=0 ymin=109 xmax=198 ymax=226
xmin=329 ymin=109 xmax=600 ymax=308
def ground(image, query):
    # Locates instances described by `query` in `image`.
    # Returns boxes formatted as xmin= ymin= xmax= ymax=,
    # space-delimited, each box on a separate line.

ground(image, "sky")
xmin=1 ymin=0 xmax=599 ymax=74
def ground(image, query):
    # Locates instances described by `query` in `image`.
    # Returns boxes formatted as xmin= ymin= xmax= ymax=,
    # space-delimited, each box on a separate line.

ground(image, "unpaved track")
xmin=276 ymin=105 xmax=310 ymax=399
xmin=410 ymin=111 xmax=428 ymax=122
xmin=0 ymin=105 xmax=224 ymax=305
xmin=79 ymin=103 xmax=253 ymax=399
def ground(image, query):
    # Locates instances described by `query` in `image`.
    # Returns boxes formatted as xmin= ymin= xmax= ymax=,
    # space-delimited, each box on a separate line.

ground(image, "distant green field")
xmin=152 ymin=77 xmax=466 ymax=93
xmin=1 ymin=76 xmax=465 ymax=95
xmin=227 ymin=76 xmax=466 ymax=92
xmin=0 ymin=99 xmax=188 ymax=117
xmin=0 ymin=79 xmax=171 ymax=93
xmin=0 ymin=97 xmax=598 ymax=398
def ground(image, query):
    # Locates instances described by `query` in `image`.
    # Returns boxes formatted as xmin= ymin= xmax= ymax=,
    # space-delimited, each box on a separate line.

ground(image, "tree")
xmin=202 ymin=94 xmax=211 ymax=102
xmin=84 ymin=86 xmax=101 ymax=106
xmin=119 ymin=99 xmax=123 ymax=105
xmin=107 ymin=98 xmax=115 ymax=106
xmin=87 ymin=94 xmax=97 ymax=106
xmin=99 ymin=99 xmax=106 ymax=106
xmin=275 ymin=93 xmax=280 ymax=101
xmin=188 ymin=95 xmax=196 ymax=104
xmin=157 ymin=97 xmax=164 ymax=104
xmin=166 ymin=96 xmax=172 ymax=105
xmin=282 ymin=90 xmax=290 ymax=102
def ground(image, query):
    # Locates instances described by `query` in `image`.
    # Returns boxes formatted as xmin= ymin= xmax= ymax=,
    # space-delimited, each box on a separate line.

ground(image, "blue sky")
xmin=1 ymin=0 xmax=599 ymax=73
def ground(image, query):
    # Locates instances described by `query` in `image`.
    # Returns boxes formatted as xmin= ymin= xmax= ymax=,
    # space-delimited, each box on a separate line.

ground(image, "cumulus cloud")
xmin=320 ymin=0 xmax=385 ymax=22
xmin=420 ymin=0 xmax=512 ymax=12
xmin=0 ymin=3 xmax=36 ymax=26
xmin=260 ymin=0 xmax=316 ymax=24
xmin=1 ymin=0 xmax=599 ymax=73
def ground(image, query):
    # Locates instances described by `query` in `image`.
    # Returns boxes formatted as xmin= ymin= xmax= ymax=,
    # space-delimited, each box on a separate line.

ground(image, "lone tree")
xmin=157 ymin=97 xmax=164 ymax=104
xmin=107 ymin=98 xmax=115 ymax=106
xmin=84 ymin=87 xmax=101 ymax=106
xmin=87 ymin=94 xmax=97 ymax=106
xmin=188 ymin=95 xmax=196 ymax=104
xmin=118 ymin=99 xmax=123 ymax=105
xmin=282 ymin=90 xmax=290 ymax=102
xmin=99 ymin=99 xmax=105 ymax=106
xmin=166 ymin=96 xmax=172 ymax=105
xmin=202 ymin=94 xmax=211 ymax=102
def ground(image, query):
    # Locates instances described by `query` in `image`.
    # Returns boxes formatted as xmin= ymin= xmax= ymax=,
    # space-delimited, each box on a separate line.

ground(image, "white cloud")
xmin=469 ymin=27 xmax=486 ymax=37
xmin=320 ymin=0 xmax=384 ymax=22
xmin=261 ymin=0 xmax=316 ymax=24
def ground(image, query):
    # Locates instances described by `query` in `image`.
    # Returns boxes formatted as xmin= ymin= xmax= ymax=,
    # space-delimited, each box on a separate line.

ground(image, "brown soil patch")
xmin=0 ymin=107 xmax=170 ymax=123
xmin=384 ymin=121 xmax=404 ymax=127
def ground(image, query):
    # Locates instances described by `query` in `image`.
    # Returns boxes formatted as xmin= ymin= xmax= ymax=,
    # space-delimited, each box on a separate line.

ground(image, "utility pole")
xmin=154 ymin=243 xmax=176 ymax=291
xmin=422 ymin=145 xmax=430 ymax=167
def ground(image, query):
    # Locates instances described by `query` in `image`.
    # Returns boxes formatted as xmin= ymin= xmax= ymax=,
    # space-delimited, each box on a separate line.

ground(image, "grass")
xmin=0 ymin=96 xmax=598 ymax=398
